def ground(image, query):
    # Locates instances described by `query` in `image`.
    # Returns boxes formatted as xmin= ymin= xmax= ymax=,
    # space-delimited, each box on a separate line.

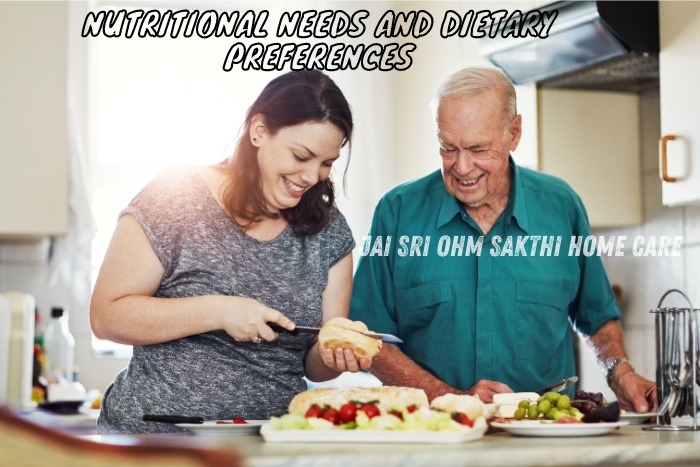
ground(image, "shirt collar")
xmin=509 ymin=157 xmax=530 ymax=233
xmin=435 ymin=156 xmax=530 ymax=233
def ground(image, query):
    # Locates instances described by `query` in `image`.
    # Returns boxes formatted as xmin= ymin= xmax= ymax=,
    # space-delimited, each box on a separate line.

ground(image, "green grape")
xmin=569 ymin=407 xmax=583 ymax=421
xmin=544 ymin=408 xmax=556 ymax=420
xmin=514 ymin=408 xmax=527 ymax=420
xmin=537 ymin=400 xmax=552 ymax=414
xmin=527 ymin=403 xmax=539 ymax=420
xmin=518 ymin=399 xmax=530 ymax=410
xmin=557 ymin=395 xmax=571 ymax=410
xmin=551 ymin=410 xmax=572 ymax=421
xmin=545 ymin=392 xmax=561 ymax=403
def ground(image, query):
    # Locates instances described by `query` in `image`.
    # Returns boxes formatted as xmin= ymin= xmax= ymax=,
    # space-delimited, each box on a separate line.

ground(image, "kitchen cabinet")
xmin=0 ymin=2 xmax=69 ymax=237
xmin=538 ymin=88 xmax=642 ymax=228
xmin=659 ymin=2 xmax=700 ymax=206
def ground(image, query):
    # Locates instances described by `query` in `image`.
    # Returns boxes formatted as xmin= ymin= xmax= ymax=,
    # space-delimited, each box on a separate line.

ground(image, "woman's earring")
xmin=252 ymin=138 xmax=258 ymax=144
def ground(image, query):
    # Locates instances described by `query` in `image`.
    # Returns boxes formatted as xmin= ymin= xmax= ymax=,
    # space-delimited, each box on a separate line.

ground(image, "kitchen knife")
xmin=143 ymin=415 xmax=204 ymax=424
xmin=268 ymin=324 xmax=403 ymax=344
xmin=534 ymin=376 xmax=579 ymax=396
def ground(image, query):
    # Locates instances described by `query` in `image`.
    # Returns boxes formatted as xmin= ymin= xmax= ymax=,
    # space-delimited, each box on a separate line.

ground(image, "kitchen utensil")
xmin=143 ymin=415 xmax=204 ymax=424
xmin=268 ymin=324 xmax=403 ymax=344
xmin=534 ymin=376 xmax=578 ymax=396
xmin=177 ymin=420 xmax=266 ymax=435
xmin=644 ymin=289 xmax=698 ymax=432
xmin=490 ymin=420 xmax=628 ymax=438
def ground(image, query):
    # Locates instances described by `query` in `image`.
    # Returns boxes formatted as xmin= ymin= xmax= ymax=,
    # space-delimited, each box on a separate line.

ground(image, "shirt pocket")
xmin=394 ymin=281 xmax=454 ymax=358
xmin=515 ymin=281 xmax=572 ymax=361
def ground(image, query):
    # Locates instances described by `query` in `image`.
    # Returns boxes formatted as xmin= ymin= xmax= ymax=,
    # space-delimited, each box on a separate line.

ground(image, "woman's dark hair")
xmin=221 ymin=70 xmax=353 ymax=237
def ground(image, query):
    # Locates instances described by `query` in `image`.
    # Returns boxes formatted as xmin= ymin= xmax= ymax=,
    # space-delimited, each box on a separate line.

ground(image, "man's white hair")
xmin=431 ymin=66 xmax=517 ymax=126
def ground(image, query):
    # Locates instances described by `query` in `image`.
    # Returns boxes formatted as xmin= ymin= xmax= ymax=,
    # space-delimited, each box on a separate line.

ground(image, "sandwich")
xmin=288 ymin=386 xmax=429 ymax=414
xmin=318 ymin=317 xmax=382 ymax=359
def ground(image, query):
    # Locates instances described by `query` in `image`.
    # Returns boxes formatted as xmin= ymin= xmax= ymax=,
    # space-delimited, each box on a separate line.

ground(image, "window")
xmin=85 ymin=0 xmax=381 ymax=357
xmin=88 ymin=1 xmax=279 ymax=355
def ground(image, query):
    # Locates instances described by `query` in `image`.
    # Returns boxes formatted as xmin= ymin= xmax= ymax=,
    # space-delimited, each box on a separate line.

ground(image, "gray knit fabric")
xmin=97 ymin=166 xmax=355 ymax=433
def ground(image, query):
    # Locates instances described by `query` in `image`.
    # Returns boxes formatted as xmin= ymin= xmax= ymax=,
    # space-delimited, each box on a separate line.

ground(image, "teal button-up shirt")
xmin=350 ymin=159 xmax=621 ymax=393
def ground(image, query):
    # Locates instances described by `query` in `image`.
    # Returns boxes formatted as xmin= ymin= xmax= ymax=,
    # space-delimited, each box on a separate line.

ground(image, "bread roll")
xmin=493 ymin=392 xmax=540 ymax=418
xmin=288 ymin=386 xmax=429 ymax=414
xmin=430 ymin=393 xmax=484 ymax=420
xmin=318 ymin=317 xmax=382 ymax=359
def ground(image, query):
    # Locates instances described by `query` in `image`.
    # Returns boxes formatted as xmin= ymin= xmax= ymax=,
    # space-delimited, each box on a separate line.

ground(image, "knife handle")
xmin=268 ymin=323 xmax=299 ymax=335
xmin=143 ymin=415 xmax=204 ymax=424
xmin=268 ymin=324 xmax=322 ymax=335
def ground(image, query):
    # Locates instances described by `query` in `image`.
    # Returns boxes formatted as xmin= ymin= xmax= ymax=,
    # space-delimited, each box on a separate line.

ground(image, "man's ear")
xmin=249 ymin=114 xmax=266 ymax=147
xmin=509 ymin=114 xmax=522 ymax=152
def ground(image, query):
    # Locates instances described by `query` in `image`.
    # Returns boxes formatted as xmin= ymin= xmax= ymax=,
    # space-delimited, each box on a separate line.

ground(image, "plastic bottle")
xmin=2 ymin=291 xmax=36 ymax=409
xmin=0 ymin=296 xmax=10 ymax=405
xmin=31 ymin=308 xmax=47 ymax=403
xmin=43 ymin=307 xmax=75 ymax=383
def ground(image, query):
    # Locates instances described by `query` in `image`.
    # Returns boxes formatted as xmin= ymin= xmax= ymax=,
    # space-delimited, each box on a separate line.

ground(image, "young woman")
xmin=91 ymin=70 xmax=367 ymax=433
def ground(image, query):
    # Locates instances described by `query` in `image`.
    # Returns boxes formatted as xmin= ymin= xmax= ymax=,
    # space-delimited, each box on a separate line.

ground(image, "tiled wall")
xmin=579 ymin=88 xmax=700 ymax=400
xmin=0 ymin=239 xmax=127 ymax=392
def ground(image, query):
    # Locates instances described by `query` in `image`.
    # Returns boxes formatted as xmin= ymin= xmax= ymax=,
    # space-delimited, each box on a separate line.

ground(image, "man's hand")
xmin=464 ymin=379 xmax=513 ymax=403
xmin=610 ymin=366 xmax=656 ymax=413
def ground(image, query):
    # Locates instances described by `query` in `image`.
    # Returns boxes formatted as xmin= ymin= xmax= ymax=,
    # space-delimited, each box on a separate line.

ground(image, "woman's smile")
xmin=282 ymin=176 xmax=306 ymax=198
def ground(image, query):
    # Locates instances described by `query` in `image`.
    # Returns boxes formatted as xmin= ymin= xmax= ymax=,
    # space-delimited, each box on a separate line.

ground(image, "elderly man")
xmin=349 ymin=66 xmax=655 ymax=413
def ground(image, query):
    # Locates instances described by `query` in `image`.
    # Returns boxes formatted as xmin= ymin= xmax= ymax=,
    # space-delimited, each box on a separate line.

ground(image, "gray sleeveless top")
xmin=97 ymin=166 xmax=355 ymax=433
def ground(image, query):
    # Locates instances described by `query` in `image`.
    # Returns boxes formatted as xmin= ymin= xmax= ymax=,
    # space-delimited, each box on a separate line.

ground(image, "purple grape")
xmin=589 ymin=392 xmax=604 ymax=405
xmin=583 ymin=401 xmax=597 ymax=414
xmin=574 ymin=389 xmax=588 ymax=400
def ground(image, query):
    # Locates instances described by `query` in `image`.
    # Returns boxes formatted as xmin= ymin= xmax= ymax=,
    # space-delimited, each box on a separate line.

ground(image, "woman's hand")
xmin=317 ymin=345 xmax=372 ymax=373
xmin=219 ymin=296 xmax=295 ymax=343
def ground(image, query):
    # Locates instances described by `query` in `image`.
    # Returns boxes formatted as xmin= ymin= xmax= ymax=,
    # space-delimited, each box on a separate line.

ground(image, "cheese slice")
xmin=493 ymin=392 xmax=540 ymax=418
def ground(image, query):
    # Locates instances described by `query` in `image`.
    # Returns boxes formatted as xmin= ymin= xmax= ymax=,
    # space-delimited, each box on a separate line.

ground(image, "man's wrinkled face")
xmin=437 ymin=90 xmax=521 ymax=209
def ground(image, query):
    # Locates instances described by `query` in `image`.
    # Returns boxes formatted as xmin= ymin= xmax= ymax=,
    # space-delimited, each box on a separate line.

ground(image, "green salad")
xmin=268 ymin=406 xmax=486 ymax=432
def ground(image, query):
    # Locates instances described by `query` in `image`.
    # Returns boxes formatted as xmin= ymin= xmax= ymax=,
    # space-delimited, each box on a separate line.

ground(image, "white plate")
xmin=620 ymin=412 xmax=657 ymax=425
xmin=260 ymin=423 xmax=487 ymax=444
xmin=490 ymin=420 xmax=629 ymax=437
xmin=176 ymin=420 xmax=267 ymax=435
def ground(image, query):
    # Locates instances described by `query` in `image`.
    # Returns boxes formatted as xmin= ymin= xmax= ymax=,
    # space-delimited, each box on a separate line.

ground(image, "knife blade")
xmin=268 ymin=324 xmax=403 ymax=344
xmin=535 ymin=376 xmax=579 ymax=396
xmin=143 ymin=414 xmax=204 ymax=424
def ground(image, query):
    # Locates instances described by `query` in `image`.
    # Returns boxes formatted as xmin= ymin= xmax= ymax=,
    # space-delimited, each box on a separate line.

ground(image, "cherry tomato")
xmin=321 ymin=407 xmax=341 ymax=425
xmin=339 ymin=403 xmax=358 ymax=424
xmin=406 ymin=405 xmax=418 ymax=414
xmin=389 ymin=409 xmax=403 ymax=420
xmin=305 ymin=405 xmax=324 ymax=418
xmin=359 ymin=404 xmax=381 ymax=419
xmin=452 ymin=412 xmax=473 ymax=427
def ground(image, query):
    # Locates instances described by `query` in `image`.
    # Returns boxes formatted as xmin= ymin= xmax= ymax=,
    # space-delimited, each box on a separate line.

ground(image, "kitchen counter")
xmin=81 ymin=423 xmax=700 ymax=467
xmin=19 ymin=408 xmax=99 ymax=435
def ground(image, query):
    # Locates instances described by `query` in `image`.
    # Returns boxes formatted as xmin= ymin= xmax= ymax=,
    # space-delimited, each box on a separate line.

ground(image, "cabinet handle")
xmin=660 ymin=134 xmax=678 ymax=183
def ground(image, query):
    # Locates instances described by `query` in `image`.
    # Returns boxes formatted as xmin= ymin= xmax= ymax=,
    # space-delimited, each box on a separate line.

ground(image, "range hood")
xmin=480 ymin=1 xmax=659 ymax=92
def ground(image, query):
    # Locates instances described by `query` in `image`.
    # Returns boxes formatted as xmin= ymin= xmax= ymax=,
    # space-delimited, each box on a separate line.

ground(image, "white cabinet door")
xmin=659 ymin=2 xmax=700 ymax=206
xmin=539 ymin=88 xmax=642 ymax=228
xmin=0 ymin=2 xmax=68 ymax=237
